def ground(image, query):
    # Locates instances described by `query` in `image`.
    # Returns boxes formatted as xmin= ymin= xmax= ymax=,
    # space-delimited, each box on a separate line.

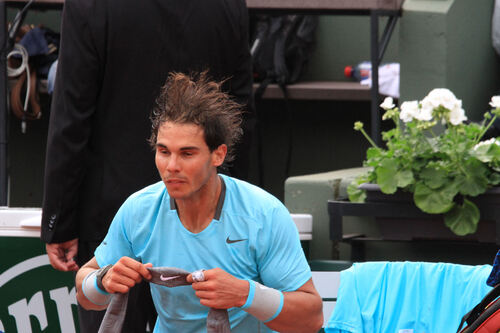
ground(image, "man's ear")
xmin=212 ymin=144 xmax=227 ymax=167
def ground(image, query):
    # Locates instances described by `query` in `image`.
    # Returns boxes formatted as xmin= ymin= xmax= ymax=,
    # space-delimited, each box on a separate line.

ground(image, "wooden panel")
xmin=7 ymin=0 xmax=404 ymax=10
xmin=254 ymin=81 xmax=371 ymax=101
xmin=6 ymin=0 xmax=64 ymax=4
xmin=246 ymin=0 xmax=403 ymax=11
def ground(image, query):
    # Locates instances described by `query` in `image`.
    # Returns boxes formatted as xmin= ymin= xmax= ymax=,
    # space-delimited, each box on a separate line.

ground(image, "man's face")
xmin=155 ymin=121 xmax=226 ymax=200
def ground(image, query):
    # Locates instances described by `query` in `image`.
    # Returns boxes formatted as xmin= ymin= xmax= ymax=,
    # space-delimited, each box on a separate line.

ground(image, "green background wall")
xmin=5 ymin=0 xmax=500 ymax=265
xmin=400 ymin=0 xmax=500 ymax=120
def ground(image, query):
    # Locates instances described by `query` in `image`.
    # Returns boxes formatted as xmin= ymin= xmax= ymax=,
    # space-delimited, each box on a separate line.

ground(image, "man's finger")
xmin=114 ymin=257 xmax=152 ymax=281
xmin=48 ymin=254 xmax=73 ymax=271
xmin=46 ymin=247 xmax=68 ymax=271
xmin=188 ymin=268 xmax=209 ymax=283
xmin=140 ymin=263 xmax=153 ymax=280
xmin=65 ymin=258 xmax=79 ymax=271
xmin=192 ymin=270 xmax=205 ymax=282
xmin=110 ymin=269 xmax=141 ymax=287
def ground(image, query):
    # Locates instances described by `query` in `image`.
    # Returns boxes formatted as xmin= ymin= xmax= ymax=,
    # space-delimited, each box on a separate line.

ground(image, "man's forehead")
xmin=156 ymin=121 xmax=207 ymax=148
xmin=158 ymin=121 xmax=204 ymax=136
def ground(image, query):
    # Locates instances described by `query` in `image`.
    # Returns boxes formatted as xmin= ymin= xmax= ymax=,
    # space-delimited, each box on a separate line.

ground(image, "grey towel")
xmin=97 ymin=267 xmax=231 ymax=333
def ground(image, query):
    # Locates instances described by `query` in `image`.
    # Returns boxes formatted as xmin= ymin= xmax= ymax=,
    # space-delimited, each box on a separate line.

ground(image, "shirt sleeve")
xmin=257 ymin=203 xmax=311 ymax=292
xmin=41 ymin=0 xmax=103 ymax=243
xmin=94 ymin=198 xmax=136 ymax=267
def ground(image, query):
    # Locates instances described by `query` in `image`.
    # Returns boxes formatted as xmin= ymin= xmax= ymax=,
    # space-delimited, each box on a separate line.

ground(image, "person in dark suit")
xmin=40 ymin=0 xmax=254 ymax=331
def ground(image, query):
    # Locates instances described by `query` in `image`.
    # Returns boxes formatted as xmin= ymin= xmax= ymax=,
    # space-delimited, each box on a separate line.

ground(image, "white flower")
xmin=415 ymin=105 xmax=433 ymax=121
xmin=419 ymin=88 xmax=463 ymax=124
xmin=380 ymin=97 xmax=395 ymax=110
xmin=422 ymin=88 xmax=462 ymax=110
xmin=448 ymin=106 xmax=467 ymax=125
xmin=474 ymin=138 xmax=500 ymax=150
xmin=490 ymin=96 xmax=500 ymax=109
xmin=399 ymin=101 xmax=419 ymax=123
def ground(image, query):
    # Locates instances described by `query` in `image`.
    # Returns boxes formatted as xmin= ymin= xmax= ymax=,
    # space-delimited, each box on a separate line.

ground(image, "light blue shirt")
xmin=95 ymin=174 xmax=310 ymax=332
xmin=326 ymin=261 xmax=493 ymax=333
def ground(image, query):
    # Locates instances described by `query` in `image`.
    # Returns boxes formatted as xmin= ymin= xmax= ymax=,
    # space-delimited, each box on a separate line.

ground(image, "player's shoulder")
xmin=221 ymin=175 xmax=287 ymax=222
xmin=223 ymin=175 xmax=281 ymax=204
xmin=125 ymin=181 xmax=167 ymax=207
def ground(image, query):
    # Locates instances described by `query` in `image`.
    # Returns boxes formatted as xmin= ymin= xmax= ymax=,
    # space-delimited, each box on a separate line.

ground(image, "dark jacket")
xmin=41 ymin=0 xmax=254 ymax=243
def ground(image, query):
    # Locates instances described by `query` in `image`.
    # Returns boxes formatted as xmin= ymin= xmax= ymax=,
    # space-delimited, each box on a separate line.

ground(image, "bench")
xmin=309 ymin=260 xmax=353 ymax=331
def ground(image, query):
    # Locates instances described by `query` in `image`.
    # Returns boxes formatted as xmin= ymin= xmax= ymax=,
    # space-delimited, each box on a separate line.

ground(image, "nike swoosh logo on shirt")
xmin=226 ymin=236 xmax=247 ymax=244
xmin=160 ymin=274 xmax=180 ymax=281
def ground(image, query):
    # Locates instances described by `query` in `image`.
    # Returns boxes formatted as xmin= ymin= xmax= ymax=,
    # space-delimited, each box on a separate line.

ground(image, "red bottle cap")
xmin=344 ymin=65 xmax=353 ymax=78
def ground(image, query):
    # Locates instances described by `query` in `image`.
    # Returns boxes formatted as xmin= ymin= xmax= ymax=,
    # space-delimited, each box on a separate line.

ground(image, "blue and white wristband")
xmin=241 ymin=280 xmax=284 ymax=322
xmin=82 ymin=270 xmax=114 ymax=306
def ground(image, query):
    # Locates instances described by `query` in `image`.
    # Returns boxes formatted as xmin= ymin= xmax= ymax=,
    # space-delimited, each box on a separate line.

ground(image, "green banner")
xmin=0 ymin=237 xmax=79 ymax=332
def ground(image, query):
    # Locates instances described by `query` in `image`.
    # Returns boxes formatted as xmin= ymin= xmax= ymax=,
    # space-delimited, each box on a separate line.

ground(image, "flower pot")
xmin=358 ymin=183 xmax=499 ymax=243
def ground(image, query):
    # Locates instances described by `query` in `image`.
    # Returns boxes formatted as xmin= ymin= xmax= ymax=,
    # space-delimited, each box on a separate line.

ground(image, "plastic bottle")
xmin=344 ymin=61 xmax=400 ymax=98
xmin=344 ymin=61 xmax=372 ymax=81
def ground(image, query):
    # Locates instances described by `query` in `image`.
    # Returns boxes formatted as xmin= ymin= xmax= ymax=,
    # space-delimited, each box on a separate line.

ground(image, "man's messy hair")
xmin=149 ymin=71 xmax=243 ymax=163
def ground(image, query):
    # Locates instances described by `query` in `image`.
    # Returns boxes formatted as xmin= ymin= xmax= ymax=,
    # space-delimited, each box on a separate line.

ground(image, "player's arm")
xmin=265 ymin=279 xmax=323 ymax=333
xmin=75 ymin=256 xmax=152 ymax=310
xmin=188 ymin=268 xmax=323 ymax=333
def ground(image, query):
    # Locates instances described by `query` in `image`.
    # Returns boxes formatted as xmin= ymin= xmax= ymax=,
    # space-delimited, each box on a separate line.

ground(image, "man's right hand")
xmin=100 ymin=257 xmax=152 ymax=294
xmin=46 ymin=239 xmax=79 ymax=272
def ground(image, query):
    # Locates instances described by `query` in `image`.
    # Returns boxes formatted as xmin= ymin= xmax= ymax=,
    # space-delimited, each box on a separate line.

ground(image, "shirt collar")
xmin=169 ymin=176 xmax=226 ymax=221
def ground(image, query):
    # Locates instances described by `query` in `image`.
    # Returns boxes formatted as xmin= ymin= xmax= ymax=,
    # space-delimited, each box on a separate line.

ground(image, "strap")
xmin=10 ymin=66 xmax=41 ymax=122
xmin=254 ymin=77 xmax=272 ymax=100
xmin=273 ymin=24 xmax=288 ymax=86
xmin=456 ymin=283 xmax=500 ymax=332
xmin=8 ymin=42 xmax=42 ymax=126
xmin=278 ymin=81 xmax=293 ymax=179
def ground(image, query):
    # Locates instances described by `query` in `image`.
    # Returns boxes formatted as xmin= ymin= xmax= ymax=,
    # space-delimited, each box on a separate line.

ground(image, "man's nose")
xmin=166 ymin=154 xmax=180 ymax=171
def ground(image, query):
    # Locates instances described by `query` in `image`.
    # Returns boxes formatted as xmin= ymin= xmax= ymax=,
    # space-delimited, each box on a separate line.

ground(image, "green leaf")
xmin=444 ymin=199 xmax=479 ymax=235
xmin=396 ymin=169 xmax=414 ymax=188
xmin=347 ymin=174 xmax=371 ymax=203
xmin=366 ymin=147 xmax=382 ymax=160
xmin=419 ymin=166 xmax=448 ymax=189
xmin=382 ymin=128 xmax=398 ymax=141
xmin=375 ymin=159 xmax=398 ymax=194
xmin=457 ymin=159 xmax=489 ymax=196
xmin=488 ymin=172 xmax=500 ymax=185
xmin=347 ymin=181 xmax=366 ymax=203
xmin=413 ymin=182 xmax=455 ymax=214
xmin=491 ymin=144 xmax=500 ymax=162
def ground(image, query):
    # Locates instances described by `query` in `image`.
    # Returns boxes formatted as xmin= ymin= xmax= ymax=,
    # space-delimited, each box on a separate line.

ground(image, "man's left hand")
xmin=187 ymin=267 xmax=249 ymax=309
xmin=46 ymin=239 xmax=79 ymax=272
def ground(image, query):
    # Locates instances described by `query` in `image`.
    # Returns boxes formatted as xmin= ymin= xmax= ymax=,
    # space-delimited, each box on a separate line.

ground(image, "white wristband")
xmin=241 ymin=280 xmax=284 ymax=322
xmin=82 ymin=270 xmax=114 ymax=306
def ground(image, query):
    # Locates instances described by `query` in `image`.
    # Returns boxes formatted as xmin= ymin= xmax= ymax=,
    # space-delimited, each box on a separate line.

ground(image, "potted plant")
xmin=348 ymin=88 xmax=500 ymax=236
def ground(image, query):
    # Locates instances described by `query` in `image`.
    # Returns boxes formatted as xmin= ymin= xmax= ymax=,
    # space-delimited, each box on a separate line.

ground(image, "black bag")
xmin=250 ymin=15 xmax=318 ymax=182
xmin=456 ymin=283 xmax=500 ymax=332
xmin=251 ymin=14 xmax=318 ymax=97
